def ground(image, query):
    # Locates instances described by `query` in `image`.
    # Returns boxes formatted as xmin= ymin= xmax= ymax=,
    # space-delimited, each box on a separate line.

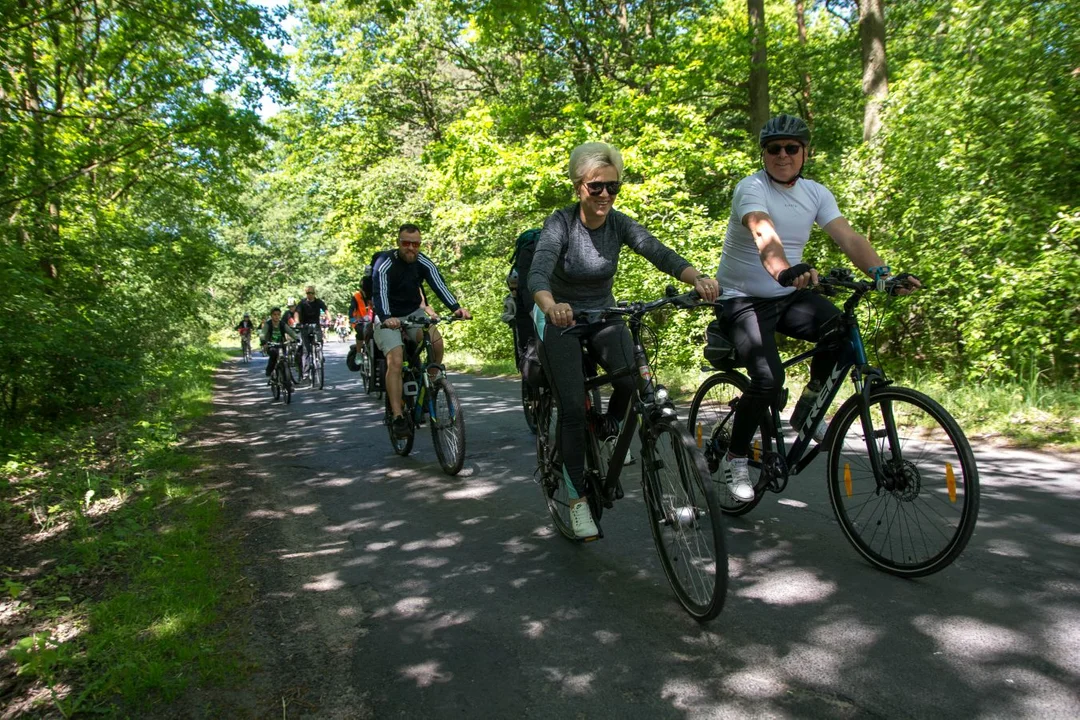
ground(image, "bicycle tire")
xmin=521 ymin=382 xmax=538 ymax=435
xmin=429 ymin=377 xmax=466 ymax=475
xmin=827 ymin=385 xmax=980 ymax=577
xmin=385 ymin=395 xmax=414 ymax=456
xmin=317 ymin=347 xmax=325 ymax=390
xmin=641 ymin=417 xmax=728 ymax=621
xmin=687 ymin=372 xmax=769 ymax=515
xmin=359 ymin=349 xmax=370 ymax=393
xmin=535 ymin=393 xmax=580 ymax=542
xmin=271 ymin=374 xmax=280 ymax=401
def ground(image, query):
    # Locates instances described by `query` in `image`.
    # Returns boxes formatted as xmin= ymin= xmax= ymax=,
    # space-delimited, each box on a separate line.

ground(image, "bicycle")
xmin=688 ymin=268 xmax=979 ymax=577
xmin=299 ymin=323 xmax=325 ymax=390
xmin=533 ymin=288 xmax=727 ymax=621
xmin=383 ymin=316 xmax=468 ymax=475
xmin=266 ymin=340 xmax=297 ymax=404
xmin=509 ymin=318 xmax=540 ymax=434
xmin=240 ymin=331 xmax=252 ymax=363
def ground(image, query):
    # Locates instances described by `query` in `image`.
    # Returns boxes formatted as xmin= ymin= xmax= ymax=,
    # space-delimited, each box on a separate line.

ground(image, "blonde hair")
xmin=568 ymin=142 xmax=624 ymax=185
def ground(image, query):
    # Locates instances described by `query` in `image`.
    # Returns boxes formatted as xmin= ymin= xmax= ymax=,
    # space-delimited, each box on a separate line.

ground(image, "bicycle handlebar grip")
xmin=777 ymin=263 xmax=813 ymax=288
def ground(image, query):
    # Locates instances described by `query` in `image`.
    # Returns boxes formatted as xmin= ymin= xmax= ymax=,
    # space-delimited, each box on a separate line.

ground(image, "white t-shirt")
xmin=716 ymin=171 xmax=842 ymax=299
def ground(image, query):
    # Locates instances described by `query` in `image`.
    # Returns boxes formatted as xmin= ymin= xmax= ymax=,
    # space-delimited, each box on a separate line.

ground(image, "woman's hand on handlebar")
xmin=692 ymin=275 xmax=721 ymax=302
xmin=545 ymin=302 xmax=575 ymax=328
xmin=888 ymin=273 xmax=922 ymax=296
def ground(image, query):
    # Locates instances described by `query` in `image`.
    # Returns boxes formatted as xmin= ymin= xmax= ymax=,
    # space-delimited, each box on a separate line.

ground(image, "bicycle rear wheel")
xmin=687 ymin=372 xmax=769 ymax=515
xmin=521 ymin=382 xmax=539 ymax=434
xmin=317 ymin=347 xmax=325 ymax=389
xmin=642 ymin=418 xmax=728 ymax=621
xmin=429 ymin=377 xmax=466 ymax=475
xmin=827 ymin=386 xmax=979 ymax=577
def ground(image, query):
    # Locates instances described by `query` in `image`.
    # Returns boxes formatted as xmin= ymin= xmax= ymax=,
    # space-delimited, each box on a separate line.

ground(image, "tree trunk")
xmin=859 ymin=0 xmax=888 ymax=141
xmin=748 ymin=0 xmax=769 ymax=137
xmin=796 ymin=0 xmax=813 ymax=126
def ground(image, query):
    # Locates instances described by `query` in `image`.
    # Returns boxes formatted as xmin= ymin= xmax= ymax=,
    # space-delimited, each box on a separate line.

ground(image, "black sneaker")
xmin=391 ymin=414 xmax=410 ymax=438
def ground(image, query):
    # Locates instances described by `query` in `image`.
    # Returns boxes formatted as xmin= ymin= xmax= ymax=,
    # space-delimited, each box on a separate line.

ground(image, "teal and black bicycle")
xmin=688 ymin=268 xmax=979 ymax=577
xmin=383 ymin=316 xmax=468 ymax=476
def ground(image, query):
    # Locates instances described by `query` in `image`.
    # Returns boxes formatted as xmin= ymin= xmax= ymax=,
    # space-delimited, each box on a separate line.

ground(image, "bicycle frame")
xmin=397 ymin=319 xmax=453 ymax=426
xmin=736 ymin=279 xmax=904 ymax=488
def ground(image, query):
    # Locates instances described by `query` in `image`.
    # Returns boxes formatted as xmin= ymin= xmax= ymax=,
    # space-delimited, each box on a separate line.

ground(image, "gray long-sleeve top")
xmin=528 ymin=204 xmax=692 ymax=312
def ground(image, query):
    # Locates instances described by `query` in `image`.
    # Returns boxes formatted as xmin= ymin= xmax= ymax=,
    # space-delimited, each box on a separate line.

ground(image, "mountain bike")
xmin=688 ymin=268 xmax=979 ymax=577
xmin=266 ymin=340 xmax=297 ymax=404
xmin=300 ymin=323 xmax=325 ymax=390
xmin=534 ymin=288 xmax=727 ymax=621
xmin=240 ymin=330 xmax=252 ymax=363
xmin=383 ymin=316 xmax=468 ymax=475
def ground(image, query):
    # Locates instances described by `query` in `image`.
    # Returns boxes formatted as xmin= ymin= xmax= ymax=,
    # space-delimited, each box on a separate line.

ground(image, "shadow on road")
xmin=194 ymin=347 xmax=1080 ymax=718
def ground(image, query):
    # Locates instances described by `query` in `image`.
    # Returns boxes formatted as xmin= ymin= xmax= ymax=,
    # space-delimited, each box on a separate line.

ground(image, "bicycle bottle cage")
xmin=703 ymin=319 xmax=738 ymax=370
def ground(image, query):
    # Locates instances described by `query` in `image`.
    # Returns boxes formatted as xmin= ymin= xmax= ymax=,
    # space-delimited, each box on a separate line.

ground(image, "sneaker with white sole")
xmin=721 ymin=454 xmax=755 ymax=502
xmin=569 ymin=497 xmax=599 ymax=538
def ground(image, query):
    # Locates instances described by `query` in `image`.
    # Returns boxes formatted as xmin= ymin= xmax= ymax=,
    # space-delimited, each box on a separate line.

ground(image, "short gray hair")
xmin=568 ymin=142 xmax=624 ymax=185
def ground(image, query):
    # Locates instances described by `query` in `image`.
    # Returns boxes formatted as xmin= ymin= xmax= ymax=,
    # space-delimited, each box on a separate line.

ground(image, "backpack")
xmin=362 ymin=249 xmax=391 ymax=302
xmin=509 ymin=229 xmax=541 ymax=316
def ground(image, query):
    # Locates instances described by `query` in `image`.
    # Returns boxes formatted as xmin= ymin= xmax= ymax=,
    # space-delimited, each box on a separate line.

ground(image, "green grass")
xmin=1 ymin=345 xmax=243 ymax=716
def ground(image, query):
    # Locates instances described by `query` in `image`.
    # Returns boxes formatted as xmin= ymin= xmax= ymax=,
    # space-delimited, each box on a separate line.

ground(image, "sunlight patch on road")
xmin=984 ymin=538 xmax=1029 ymax=557
xmin=721 ymin=667 xmax=786 ymax=698
xmin=288 ymin=504 xmax=319 ymax=515
xmin=365 ymin=540 xmax=397 ymax=551
xmin=737 ymin=568 xmax=837 ymax=605
xmin=913 ymin=615 xmax=1033 ymax=660
xmin=280 ymin=547 xmax=345 ymax=559
xmin=542 ymin=667 xmax=595 ymax=696
xmin=402 ymin=532 xmax=464 ymax=551
xmin=303 ymin=572 xmax=346 ymax=592
xmin=399 ymin=660 xmax=452 ymax=688
xmin=393 ymin=596 xmax=432 ymax=617
xmin=443 ymin=482 xmax=500 ymax=500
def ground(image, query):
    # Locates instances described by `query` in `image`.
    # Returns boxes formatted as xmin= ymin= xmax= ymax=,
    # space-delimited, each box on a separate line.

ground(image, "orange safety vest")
xmin=351 ymin=291 xmax=369 ymax=324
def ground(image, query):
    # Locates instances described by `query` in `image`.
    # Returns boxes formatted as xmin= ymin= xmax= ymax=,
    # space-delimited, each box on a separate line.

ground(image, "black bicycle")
xmin=299 ymin=323 xmax=325 ymax=390
xmin=383 ymin=316 xmax=468 ymax=475
xmin=240 ymin=331 xmax=253 ymax=363
xmin=688 ymin=268 xmax=979 ymax=577
xmin=534 ymin=288 xmax=727 ymax=621
xmin=266 ymin=340 xmax=297 ymax=404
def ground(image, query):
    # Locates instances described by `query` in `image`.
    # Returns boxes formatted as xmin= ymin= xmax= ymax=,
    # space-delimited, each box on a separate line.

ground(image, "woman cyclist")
xmin=528 ymin=141 xmax=720 ymax=538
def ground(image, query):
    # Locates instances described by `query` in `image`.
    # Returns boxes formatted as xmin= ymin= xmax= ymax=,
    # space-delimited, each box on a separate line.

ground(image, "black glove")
xmin=777 ymin=263 xmax=813 ymax=288
xmin=887 ymin=272 xmax=921 ymax=295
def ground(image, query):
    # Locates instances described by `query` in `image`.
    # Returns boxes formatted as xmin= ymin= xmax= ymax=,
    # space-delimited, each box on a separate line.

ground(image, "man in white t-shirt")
xmin=713 ymin=114 xmax=919 ymax=503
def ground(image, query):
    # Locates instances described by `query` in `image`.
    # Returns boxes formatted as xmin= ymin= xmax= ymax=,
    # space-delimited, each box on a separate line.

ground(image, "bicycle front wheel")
xmin=828 ymin=386 xmax=979 ymax=577
xmin=688 ymin=372 xmax=769 ymax=515
xmin=521 ymin=381 xmax=538 ymax=434
xmin=317 ymin=348 xmax=325 ymax=389
xmin=535 ymin=393 xmax=579 ymax=542
xmin=642 ymin=418 xmax=728 ymax=621
xmin=429 ymin=378 xmax=466 ymax=475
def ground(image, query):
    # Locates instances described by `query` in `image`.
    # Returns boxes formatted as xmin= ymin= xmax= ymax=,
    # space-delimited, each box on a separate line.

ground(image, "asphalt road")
xmin=199 ymin=342 xmax=1080 ymax=719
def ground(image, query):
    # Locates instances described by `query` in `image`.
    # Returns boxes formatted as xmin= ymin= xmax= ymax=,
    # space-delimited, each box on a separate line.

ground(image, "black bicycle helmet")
xmin=759 ymin=114 xmax=811 ymax=147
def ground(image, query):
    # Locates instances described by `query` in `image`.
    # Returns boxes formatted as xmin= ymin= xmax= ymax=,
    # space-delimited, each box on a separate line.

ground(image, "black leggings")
xmin=538 ymin=319 xmax=635 ymax=496
xmin=265 ymin=347 xmax=281 ymax=376
xmin=722 ymin=290 xmax=841 ymax=456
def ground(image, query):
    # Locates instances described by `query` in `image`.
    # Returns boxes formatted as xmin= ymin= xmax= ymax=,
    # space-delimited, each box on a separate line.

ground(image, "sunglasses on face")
xmin=400 ymin=240 xmax=421 ymax=249
xmin=583 ymin=181 xmax=621 ymax=197
xmin=766 ymin=143 xmax=803 ymax=156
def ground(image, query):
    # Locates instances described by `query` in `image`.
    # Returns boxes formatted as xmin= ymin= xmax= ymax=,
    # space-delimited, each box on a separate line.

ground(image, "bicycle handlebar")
xmin=570 ymin=286 xmax=716 ymax=327
xmin=816 ymin=267 xmax=920 ymax=296
xmin=399 ymin=315 xmax=469 ymax=329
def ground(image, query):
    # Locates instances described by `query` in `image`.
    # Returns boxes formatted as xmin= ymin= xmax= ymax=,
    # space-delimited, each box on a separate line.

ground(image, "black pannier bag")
xmin=520 ymin=335 xmax=548 ymax=388
xmin=703 ymin=318 xmax=738 ymax=369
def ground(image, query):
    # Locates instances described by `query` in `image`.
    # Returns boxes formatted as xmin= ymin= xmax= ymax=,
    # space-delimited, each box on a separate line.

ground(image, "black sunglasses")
xmin=765 ymin=143 xmax=803 ymax=156
xmin=583 ymin=181 xmax=621 ymax=197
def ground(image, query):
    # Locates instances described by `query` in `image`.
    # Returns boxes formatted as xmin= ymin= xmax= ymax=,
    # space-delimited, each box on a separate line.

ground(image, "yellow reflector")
xmin=752 ymin=439 xmax=761 ymax=462
xmin=696 ymin=424 xmax=702 ymax=448
xmin=844 ymin=463 xmax=852 ymax=497
xmin=946 ymin=462 xmax=957 ymax=503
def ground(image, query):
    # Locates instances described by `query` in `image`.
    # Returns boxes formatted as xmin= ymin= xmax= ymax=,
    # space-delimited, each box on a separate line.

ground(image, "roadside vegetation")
xmin=0 ymin=347 xmax=243 ymax=716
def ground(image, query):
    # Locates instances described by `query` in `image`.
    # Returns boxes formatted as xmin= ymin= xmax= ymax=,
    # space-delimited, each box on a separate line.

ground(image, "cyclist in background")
xmin=294 ymin=285 xmax=330 ymax=375
xmin=235 ymin=313 xmax=255 ymax=344
xmin=713 ymin=114 xmax=919 ymax=502
xmin=373 ymin=224 xmax=472 ymax=438
xmin=259 ymin=307 xmax=299 ymax=379
xmin=529 ymin=141 xmax=719 ymax=538
xmin=285 ymin=298 xmax=298 ymax=327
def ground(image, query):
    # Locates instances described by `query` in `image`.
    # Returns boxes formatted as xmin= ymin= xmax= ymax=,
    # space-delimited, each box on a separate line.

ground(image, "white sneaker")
xmin=569 ymin=497 xmax=599 ymax=538
xmin=721 ymin=454 xmax=755 ymax=502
